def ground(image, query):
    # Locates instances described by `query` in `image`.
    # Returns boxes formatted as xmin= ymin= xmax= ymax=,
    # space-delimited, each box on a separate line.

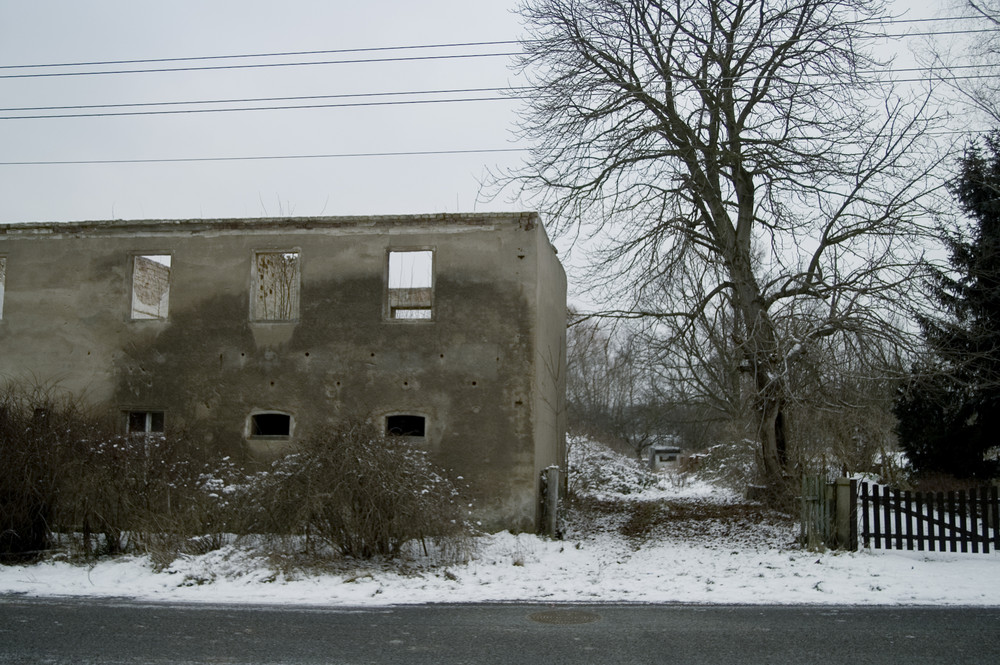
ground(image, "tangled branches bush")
xmin=0 ymin=384 xmax=231 ymax=563
xmin=2 ymin=384 xmax=470 ymax=566
xmin=0 ymin=385 xmax=76 ymax=561
xmin=246 ymin=419 xmax=471 ymax=560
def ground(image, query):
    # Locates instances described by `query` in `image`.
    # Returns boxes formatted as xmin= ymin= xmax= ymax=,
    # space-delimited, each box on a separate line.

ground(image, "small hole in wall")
xmin=270 ymin=381 xmax=275 ymax=387
xmin=471 ymin=381 xmax=477 ymax=386
xmin=241 ymin=352 xmax=246 ymax=357
xmin=371 ymin=352 xmax=376 ymax=357
xmin=440 ymin=354 xmax=445 ymax=358
xmin=304 ymin=352 xmax=310 ymax=357
xmin=403 ymin=381 xmax=409 ymax=386
xmin=336 ymin=381 xmax=341 ymax=387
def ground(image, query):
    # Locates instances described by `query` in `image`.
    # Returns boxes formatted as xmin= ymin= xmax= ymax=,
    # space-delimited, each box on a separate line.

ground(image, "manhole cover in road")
xmin=528 ymin=610 xmax=601 ymax=625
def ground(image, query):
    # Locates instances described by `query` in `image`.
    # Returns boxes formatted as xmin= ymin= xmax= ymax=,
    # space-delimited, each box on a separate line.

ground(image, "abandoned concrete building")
xmin=0 ymin=212 xmax=567 ymax=532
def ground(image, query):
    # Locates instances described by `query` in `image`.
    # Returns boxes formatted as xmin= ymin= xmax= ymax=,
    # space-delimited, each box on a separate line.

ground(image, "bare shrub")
xmin=247 ymin=418 xmax=471 ymax=560
xmin=0 ymin=384 xmax=108 ymax=561
xmin=0 ymin=382 xmax=235 ymax=563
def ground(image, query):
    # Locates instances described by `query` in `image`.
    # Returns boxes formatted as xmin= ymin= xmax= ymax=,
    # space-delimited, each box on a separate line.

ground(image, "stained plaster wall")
xmin=0 ymin=213 xmax=566 ymax=532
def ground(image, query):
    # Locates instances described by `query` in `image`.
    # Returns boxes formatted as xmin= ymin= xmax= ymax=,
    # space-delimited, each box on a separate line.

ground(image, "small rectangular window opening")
xmin=131 ymin=255 xmax=171 ymax=320
xmin=386 ymin=414 xmax=426 ymax=437
xmin=0 ymin=257 xmax=6 ymax=320
xmin=250 ymin=412 xmax=291 ymax=437
xmin=388 ymin=250 xmax=433 ymax=320
xmin=253 ymin=251 xmax=301 ymax=321
xmin=127 ymin=410 xmax=165 ymax=435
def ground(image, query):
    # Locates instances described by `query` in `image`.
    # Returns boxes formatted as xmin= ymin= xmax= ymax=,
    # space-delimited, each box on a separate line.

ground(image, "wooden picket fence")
xmin=860 ymin=482 xmax=1000 ymax=553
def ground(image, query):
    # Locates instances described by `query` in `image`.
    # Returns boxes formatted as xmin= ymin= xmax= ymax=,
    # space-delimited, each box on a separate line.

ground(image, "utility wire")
xmin=0 ymin=51 xmax=520 ymax=80
xmin=4 ymin=72 xmax=996 ymax=121
xmin=0 ymin=24 xmax=996 ymax=79
xmin=0 ymin=87 xmax=530 ymax=113
xmin=3 ymin=126 xmax=992 ymax=166
xmin=0 ymin=95 xmax=519 ymax=120
xmin=0 ymin=19 xmax=979 ymax=73
xmin=3 ymin=62 xmax=995 ymax=115
xmin=0 ymin=40 xmax=522 ymax=70
xmin=0 ymin=148 xmax=529 ymax=166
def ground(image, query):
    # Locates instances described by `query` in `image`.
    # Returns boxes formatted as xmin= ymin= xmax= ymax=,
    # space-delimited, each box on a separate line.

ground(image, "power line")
xmin=884 ymin=27 xmax=1000 ymax=38
xmin=0 ymin=40 xmax=522 ymax=71
xmin=5 ymin=126 xmax=992 ymax=167
xmin=0 ymin=20 xmax=977 ymax=73
xmin=1 ymin=21 xmax=996 ymax=79
xmin=0 ymin=86 xmax=530 ymax=113
xmin=0 ymin=148 xmax=529 ymax=166
xmin=4 ymin=60 xmax=996 ymax=115
xmin=0 ymin=51 xmax=520 ymax=80
xmin=0 ymin=96 xmax=521 ymax=121
xmin=5 ymin=68 xmax=998 ymax=121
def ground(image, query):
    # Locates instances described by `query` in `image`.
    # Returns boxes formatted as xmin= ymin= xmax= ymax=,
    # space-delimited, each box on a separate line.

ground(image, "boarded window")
xmin=386 ymin=414 xmax=426 ymax=437
xmin=388 ymin=250 xmax=433 ymax=319
xmin=126 ymin=410 xmax=165 ymax=435
xmin=250 ymin=412 xmax=292 ymax=438
xmin=253 ymin=251 xmax=300 ymax=321
xmin=0 ymin=257 xmax=5 ymax=319
xmin=131 ymin=255 xmax=170 ymax=320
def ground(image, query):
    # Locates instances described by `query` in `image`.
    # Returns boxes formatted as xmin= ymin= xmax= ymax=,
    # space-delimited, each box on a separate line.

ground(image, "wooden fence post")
xmin=833 ymin=478 xmax=858 ymax=551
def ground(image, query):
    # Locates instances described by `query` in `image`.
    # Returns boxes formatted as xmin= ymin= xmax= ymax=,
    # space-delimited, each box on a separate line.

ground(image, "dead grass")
xmin=565 ymin=494 xmax=797 ymax=549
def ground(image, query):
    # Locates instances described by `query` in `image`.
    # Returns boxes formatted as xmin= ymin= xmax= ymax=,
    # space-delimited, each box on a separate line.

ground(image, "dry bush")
xmin=245 ymin=418 xmax=471 ymax=560
xmin=0 ymin=383 xmax=234 ymax=563
xmin=0 ymin=385 xmax=120 ymax=561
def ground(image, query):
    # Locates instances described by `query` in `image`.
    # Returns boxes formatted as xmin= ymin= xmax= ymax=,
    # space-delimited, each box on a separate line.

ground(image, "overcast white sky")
xmin=0 ymin=0 xmax=961 ymax=227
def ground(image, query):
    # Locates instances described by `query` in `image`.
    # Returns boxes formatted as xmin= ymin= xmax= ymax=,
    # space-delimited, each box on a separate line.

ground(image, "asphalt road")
xmin=1 ymin=597 xmax=998 ymax=664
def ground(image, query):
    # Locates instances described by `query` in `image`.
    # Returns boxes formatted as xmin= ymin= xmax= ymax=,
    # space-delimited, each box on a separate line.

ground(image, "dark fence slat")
xmin=915 ymin=491 xmax=925 ymax=552
xmin=959 ymin=490 xmax=969 ymax=553
xmin=862 ymin=482 xmax=871 ymax=548
xmin=980 ymin=488 xmax=990 ymax=554
xmin=937 ymin=492 xmax=948 ymax=552
xmin=968 ymin=489 xmax=982 ymax=554
xmin=903 ymin=490 xmax=914 ymax=551
xmin=993 ymin=486 xmax=1000 ymax=550
xmin=872 ymin=484 xmax=882 ymax=549
xmin=948 ymin=491 xmax=958 ymax=553
xmin=892 ymin=489 xmax=903 ymax=550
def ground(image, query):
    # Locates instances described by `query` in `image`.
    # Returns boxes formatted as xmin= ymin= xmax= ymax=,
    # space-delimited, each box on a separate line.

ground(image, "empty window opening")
xmin=386 ymin=414 xmax=426 ymax=437
xmin=127 ymin=410 xmax=165 ymax=435
xmin=0 ymin=256 xmax=5 ymax=319
xmin=250 ymin=412 xmax=292 ymax=437
xmin=131 ymin=255 xmax=170 ymax=320
xmin=253 ymin=251 xmax=300 ymax=321
xmin=388 ymin=250 xmax=433 ymax=319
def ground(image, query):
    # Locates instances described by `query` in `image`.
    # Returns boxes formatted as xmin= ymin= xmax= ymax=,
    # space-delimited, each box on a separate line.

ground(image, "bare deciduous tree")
xmin=921 ymin=0 xmax=1000 ymax=127
xmin=506 ymin=0 xmax=943 ymax=486
xmin=567 ymin=312 xmax=666 ymax=460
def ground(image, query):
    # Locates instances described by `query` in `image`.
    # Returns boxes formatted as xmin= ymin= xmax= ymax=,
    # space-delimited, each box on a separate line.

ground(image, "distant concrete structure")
xmin=649 ymin=445 xmax=682 ymax=471
xmin=0 ymin=213 xmax=567 ymax=532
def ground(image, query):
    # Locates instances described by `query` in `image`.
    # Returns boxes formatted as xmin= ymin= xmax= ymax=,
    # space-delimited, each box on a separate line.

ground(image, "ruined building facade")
xmin=0 ymin=213 xmax=566 ymax=532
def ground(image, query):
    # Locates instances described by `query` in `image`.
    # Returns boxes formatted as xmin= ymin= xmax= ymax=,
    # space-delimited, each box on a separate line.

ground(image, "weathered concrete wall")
xmin=0 ymin=213 xmax=566 ymax=532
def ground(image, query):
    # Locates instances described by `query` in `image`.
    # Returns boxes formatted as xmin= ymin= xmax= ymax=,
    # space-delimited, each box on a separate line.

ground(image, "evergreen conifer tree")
xmin=895 ymin=133 xmax=1000 ymax=478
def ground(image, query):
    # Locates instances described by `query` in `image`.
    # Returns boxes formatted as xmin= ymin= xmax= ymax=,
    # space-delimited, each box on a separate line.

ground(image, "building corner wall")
xmin=531 ymin=221 xmax=567 ymax=530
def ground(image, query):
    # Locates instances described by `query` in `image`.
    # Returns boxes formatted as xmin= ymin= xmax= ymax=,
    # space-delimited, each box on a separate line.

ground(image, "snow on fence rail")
xmin=860 ymin=482 xmax=1000 ymax=554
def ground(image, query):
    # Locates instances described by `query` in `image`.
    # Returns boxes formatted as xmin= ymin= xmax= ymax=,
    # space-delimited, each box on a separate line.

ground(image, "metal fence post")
xmin=541 ymin=466 xmax=561 ymax=538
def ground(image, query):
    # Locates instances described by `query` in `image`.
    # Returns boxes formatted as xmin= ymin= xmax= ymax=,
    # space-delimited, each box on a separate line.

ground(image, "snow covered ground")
xmin=1 ymin=439 xmax=997 ymax=607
